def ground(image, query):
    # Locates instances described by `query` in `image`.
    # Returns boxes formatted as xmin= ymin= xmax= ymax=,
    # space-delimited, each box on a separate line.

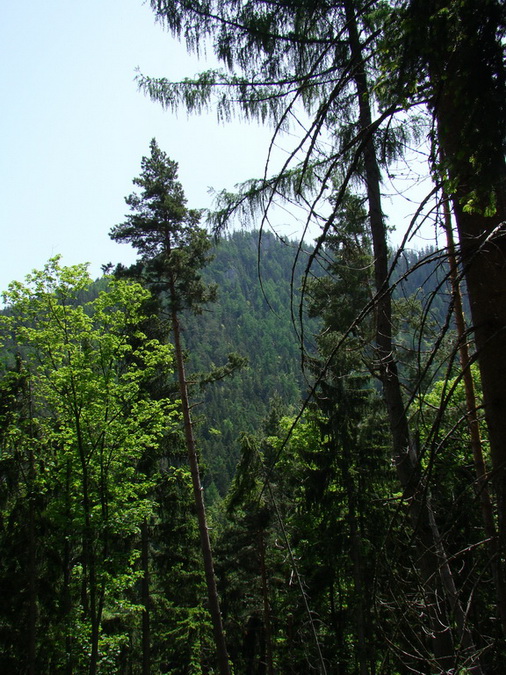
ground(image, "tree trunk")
xmin=169 ymin=278 xmax=231 ymax=675
xmin=344 ymin=3 xmax=482 ymax=670
xmin=449 ymin=191 xmax=506 ymax=547
xmin=141 ymin=517 xmax=151 ymax=675
xmin=425 ymin=0 xmax=506 ymax=583
xmin=443 ymin=194 xmax=506 ymax=634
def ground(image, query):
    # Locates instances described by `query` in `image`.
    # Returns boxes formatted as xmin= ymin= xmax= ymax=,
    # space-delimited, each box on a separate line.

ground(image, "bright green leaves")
xmin=419 ymin=363 xmax=486 ymax=462
xmin=0 ymin=258 xmax=179 ymax=670
xmin=1 ymin=257 xmax=176 ymax=464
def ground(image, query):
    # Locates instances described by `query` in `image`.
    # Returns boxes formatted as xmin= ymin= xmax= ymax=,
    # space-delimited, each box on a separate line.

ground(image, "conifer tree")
xmin=110 ymin=139 xmax=231 ymax=675
xmin=138 ymin=3 xmax=504 ymax=667
xmin=384 ymin=0 xmax=506 ymax=590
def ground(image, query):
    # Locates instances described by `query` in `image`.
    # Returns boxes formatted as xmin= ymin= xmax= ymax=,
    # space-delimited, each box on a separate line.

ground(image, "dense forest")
xmin=184 ymin=230 xmax=451 ymax=498
xmin=2 ymin=0 xmax=506 ymax=673
xmin=182 ymin=229 xmax=317 ymax=496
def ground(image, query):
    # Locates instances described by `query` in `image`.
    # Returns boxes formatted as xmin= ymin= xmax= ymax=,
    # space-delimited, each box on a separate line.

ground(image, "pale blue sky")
xmin=1 ymin=1 xmax=434 ymax=294
xmin=1 ymin=0 xmax=279 ymax=292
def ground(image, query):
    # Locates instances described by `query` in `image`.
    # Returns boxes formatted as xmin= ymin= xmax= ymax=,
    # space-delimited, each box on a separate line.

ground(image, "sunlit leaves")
xmin=0 ymin=258 xmax=179 ymax=669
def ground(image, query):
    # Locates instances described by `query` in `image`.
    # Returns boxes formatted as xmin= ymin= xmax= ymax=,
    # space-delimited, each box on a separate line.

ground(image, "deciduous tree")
xmin=0 ymin=259 xmax=178 ymax=674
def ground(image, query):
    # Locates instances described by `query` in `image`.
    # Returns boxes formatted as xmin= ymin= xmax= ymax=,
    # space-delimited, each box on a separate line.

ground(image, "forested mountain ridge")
xmin=0 ymin=230 xmax=448 ymax=502
xmin=0 ymin=232 xmax=492 ymax=674
xmin=182 ymin=230 xmax=452 ymax=496
xmin=182 ymin=229 xmax=318 ymax=495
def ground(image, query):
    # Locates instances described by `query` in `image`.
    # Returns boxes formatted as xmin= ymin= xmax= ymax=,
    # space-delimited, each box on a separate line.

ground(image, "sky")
xmin=1 ymin=1 xmax=435 ymax=295
xmin=1 ymin=0 xmax=282 ymax=293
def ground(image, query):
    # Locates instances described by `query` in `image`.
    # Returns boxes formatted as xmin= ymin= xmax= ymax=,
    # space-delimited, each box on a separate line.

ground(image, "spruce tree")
xmin=110 ymin=139 xmax=231 ymax=675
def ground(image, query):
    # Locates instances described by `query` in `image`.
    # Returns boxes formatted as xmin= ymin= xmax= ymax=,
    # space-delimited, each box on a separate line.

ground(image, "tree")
xmin=110 ymin=139 xmax=231 ymax=674
xmin=139 ymin=0 xmax=505 ymax=668
xmin=0 ymin=259 xmax=178 ymax=674
xmin=382 ymin=0 xmax=506 ymax=586
xmin=441 ymin=194 xmax=506 ymax=632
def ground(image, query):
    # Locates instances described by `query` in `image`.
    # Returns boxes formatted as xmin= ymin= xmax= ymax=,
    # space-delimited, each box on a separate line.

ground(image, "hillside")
xmin=182 ymin=229 xmax=318 ymax=495
xmin=183 ymin=231 xmax=454 ymax=496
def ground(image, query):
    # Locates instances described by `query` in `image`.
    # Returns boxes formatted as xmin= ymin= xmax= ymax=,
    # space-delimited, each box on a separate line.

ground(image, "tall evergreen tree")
xmin=138 ymin=3 xmax=504 ymax=668
xmin=383 ymin=0 xmax=506 ymax=588
xmin=110 ymin=139 xmax=231 ymax=675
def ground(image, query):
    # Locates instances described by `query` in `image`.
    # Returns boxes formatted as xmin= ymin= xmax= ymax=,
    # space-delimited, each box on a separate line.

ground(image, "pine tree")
xmin=110 ymin=139 xmax=231 ymax=674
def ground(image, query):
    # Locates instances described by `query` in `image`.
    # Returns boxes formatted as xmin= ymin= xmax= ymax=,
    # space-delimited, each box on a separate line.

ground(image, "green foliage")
xmin=183 ymin=229 xmax=319 ymax=494
xmin=111 ymin=138 xmax=217 ymax=315
xmin=0 ymin=258 xmax=180 ymax=672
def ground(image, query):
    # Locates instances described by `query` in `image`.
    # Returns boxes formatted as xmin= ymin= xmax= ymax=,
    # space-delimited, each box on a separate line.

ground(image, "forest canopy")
xmin=2 ymin=1 xmax=506 ymax=673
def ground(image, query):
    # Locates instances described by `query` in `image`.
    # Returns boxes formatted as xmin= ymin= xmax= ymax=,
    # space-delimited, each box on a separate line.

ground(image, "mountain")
xmin=182 ymin=229 xmax=318 ymax=496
